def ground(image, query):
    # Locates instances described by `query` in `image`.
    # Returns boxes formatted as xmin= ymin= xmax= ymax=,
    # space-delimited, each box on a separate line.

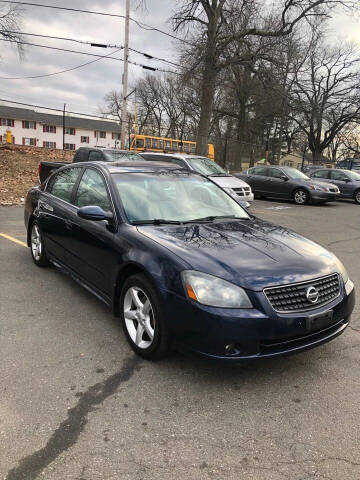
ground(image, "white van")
xmin=140 ymin=153 xmax=254 ymax=204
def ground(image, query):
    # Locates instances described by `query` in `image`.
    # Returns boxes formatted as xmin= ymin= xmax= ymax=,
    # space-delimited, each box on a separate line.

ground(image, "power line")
xmin=0 ymin=48 xmax=123 ymax=80
xmin=0 ymin=37 xmax=178 ymax=75
xmin=1 ymin=30 xmax=182 ymax=67
xmin=0 ymin=0 xmax=193 ymax=46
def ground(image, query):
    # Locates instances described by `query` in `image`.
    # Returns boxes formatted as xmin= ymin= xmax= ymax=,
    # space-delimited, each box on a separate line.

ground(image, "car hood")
xmin=137 ymin=217 xmax=341 ymax=291
xmin=301 ymin=179 xmax=338 ymax=190
xmin=208 ymin=175 xmax=251 ymax=189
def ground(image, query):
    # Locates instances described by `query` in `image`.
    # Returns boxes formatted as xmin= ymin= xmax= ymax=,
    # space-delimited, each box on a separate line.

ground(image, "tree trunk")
xmin=195 ymin=65 xmax=217 ymax=156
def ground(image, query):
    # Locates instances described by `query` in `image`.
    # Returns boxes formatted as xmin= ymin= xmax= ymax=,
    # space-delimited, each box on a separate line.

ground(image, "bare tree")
xmin=289 ymin=40 xmax=360 ymax=163
xmin=172 ymin=0 xmax=357 ymax=156
xmin=0 ymin=4 xmax=24 ymax=56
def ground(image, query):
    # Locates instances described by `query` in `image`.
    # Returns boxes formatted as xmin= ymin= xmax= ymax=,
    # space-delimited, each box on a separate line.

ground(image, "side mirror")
xmin=280 ymin=175 xmax=288 ymax=181
xmin=344 ymin=178 xmax=351 ymax=183
xmin=77 ymin=205 xmax=113 ymax=222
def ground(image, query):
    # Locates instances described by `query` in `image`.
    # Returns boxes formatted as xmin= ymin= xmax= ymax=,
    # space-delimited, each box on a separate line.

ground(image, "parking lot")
xmin=1 ymin=199 xmax=360 ymax=480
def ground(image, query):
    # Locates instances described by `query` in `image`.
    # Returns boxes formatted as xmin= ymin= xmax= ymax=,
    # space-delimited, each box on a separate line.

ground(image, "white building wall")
xmin=0 ymin=119 xmax=120 ymax=150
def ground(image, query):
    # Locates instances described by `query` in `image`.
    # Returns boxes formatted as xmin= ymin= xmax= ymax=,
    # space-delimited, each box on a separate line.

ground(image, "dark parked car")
xmin=335 ymin=158 xmax=360 ymax=171
xmin=310 ymin=168 xmax=360 ymax=204
xmin=24 ymin=161 xmax=354 ymax=361
xmin=38 ymin=147 xmax=142 ymax=183
xmin=235 ymin=166 xmax=340 ymax=205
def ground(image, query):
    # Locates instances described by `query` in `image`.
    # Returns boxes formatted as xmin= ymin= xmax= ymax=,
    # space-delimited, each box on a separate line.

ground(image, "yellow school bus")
xmin=129 ymin=134 xmax=214 ymax=160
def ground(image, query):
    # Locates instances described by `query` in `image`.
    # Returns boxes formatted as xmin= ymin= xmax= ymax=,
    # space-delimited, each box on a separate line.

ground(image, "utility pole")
xmin=120 ymin=0 xmax=130 ymax=149
xmin=62 ymin=103 xmax=66 ymax=150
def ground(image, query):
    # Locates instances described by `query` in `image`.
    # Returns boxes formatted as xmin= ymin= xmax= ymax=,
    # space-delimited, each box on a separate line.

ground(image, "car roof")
xmin=72 ymin=160 xmax=193 ymax=174
xmin=77 ymin=147 xmax=135 ymax=154
xmin=140 ymin=152 xmax=209 ymax=160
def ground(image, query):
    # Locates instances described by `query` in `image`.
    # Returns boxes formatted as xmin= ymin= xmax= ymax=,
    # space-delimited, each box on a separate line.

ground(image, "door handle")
xmin=65 ymin=219 xmax=73 ymax=231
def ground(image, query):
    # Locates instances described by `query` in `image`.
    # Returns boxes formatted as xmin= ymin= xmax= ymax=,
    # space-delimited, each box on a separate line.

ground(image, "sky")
xmin=0 ymin=0 xmax=359 ymax=118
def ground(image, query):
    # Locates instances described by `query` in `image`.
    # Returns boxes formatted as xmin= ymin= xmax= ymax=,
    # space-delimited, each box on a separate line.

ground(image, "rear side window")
xmin=47 ymin=168 xmax=81 ymax=203
xmin=74 ymin=169 xmax=111 ymax=212
xmin=250 ymin=167 xmax=268 ymax=176
xmin=312 ymin=170 xmax=328 ymax=178
xmin=88 ymin=151 xmax=103 ymax=162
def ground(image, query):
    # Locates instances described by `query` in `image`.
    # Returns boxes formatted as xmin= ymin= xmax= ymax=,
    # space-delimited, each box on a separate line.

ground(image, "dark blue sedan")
xmin=24 ymin=161 xmax=355 ymax=361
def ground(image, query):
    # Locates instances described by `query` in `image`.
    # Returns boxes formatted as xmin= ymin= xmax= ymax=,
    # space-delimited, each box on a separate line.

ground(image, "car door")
xmin=39 ymin=166 xmax=83 ymax=264
xmin=246 ymin=167 xmax=269 ymax=194
xmin=65 ymin=167 xmax=119 ymax=296
xmin=266 ymin=168 xmax=290 ymax=198
xmin=329 ymin=170 xmax=352 ymax=197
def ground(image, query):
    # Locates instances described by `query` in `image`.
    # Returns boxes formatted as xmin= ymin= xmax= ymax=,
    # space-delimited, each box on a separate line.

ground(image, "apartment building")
xmin=0 ymin=105 xmax=121 ymax=150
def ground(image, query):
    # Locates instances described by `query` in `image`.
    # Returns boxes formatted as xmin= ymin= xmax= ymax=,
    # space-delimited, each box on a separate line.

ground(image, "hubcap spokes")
xmin=123 ymin=287 xmax=155 ymax=349
xmin=295 ymin=191 xmax=306 ymax=204
xmin=31 ymin=225 xmax=42 ymax=261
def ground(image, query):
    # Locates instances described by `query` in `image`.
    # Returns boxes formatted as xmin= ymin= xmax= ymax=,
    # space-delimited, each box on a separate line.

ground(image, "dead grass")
xmin=0 ymin=145 xmax=73 ymax=205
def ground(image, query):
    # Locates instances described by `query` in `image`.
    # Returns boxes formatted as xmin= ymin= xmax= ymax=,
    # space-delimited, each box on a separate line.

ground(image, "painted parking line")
xmin=0 ymin=233 xmax=27 ymax=248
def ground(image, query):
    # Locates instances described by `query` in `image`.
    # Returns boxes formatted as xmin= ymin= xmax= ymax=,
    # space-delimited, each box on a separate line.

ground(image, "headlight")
xmin=309 ymin=184 xmax=326 ymax=192
xmin=345 ymin=279 xmax=354 ymax=296
xmin=181 ymin=270 xmax=253 ymax=308
xmin=337 ymin=262 xmax=349 ymax=284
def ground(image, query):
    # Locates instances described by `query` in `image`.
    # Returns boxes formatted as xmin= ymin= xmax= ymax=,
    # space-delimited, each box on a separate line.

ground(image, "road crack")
xmin=5 ymin=355 xmax=142 ymax=480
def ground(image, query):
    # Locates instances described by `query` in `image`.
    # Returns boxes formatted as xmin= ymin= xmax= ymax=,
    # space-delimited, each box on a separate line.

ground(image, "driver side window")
xmin=74 ymin=169 xmax=111 ymax=211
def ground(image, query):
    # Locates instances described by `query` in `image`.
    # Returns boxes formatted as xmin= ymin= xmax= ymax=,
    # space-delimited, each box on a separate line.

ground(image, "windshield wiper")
xmin=183 ymin=215 xmax=244 ymax=223
xmin=133 ymin=219 xmax=182 ymax=225
xmin=208 ymin=173 xmax=229 ymax=177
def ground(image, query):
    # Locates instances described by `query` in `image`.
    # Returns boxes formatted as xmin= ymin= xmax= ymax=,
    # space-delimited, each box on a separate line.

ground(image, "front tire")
xmin=293 ymin=188 xmax=309 ymax=205
xmin=354 ymin=190 xmax=360 ymax=204
xmin=30 ymin=221 xmax=50 ymax=267
xmin=120 ymin=274 xmax=169 ymax=360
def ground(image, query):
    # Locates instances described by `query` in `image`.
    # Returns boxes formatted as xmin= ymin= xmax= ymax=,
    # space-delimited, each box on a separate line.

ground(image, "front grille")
xmin=264 ymin=273 xmax=340 ymax=312
xmin=232 ymin=187 xmax=251 ymax=196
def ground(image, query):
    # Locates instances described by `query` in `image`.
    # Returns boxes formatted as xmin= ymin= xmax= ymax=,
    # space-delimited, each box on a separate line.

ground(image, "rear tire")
xmin=354 ymin=190 xmax=360 ymax=204
xmin=293 ymin=188 xmax=309 ymax=205
xmin=30 ymin=221 xmax=51 ymax=267
xmin=120 ymin=274 xmax=169 ymax=360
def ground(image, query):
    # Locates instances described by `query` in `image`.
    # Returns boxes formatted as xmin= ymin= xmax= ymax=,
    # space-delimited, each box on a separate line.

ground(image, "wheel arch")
xmin=112 ymin=262 xmax=159 ymax=316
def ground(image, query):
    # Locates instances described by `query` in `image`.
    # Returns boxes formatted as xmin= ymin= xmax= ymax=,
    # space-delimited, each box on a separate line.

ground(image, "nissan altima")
xmin=24 ymin=161 xmax=354 ymax=361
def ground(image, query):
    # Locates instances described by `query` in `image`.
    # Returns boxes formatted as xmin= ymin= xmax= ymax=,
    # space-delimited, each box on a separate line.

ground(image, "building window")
xmin=1 ymin=118 xmax=14 ymax=127
xmin=43 ymin=125 xmax=56 ymax=133
xmin=43 ymin=141 xmax=56 ymax=149
xmin=23 ymin=137 xmax=36 ymax=146
xmin=112 ymin=132 xmax=121 ymax=140
xmin=95 ymin=131 xmax=106 ymax=139
xmin=64 ymin=143 xmax=76 ymax=150
xmin=22 ymin=120 xmax=36 ymax=129
xmin=64 ymin=127 xmax=76 ymax=135
xmin=81 ymin=136 xmax=89 ymax=143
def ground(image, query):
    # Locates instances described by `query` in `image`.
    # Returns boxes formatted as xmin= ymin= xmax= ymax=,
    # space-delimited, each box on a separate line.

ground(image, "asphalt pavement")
xmin=0 ymin=199 xmax=360 ymax=480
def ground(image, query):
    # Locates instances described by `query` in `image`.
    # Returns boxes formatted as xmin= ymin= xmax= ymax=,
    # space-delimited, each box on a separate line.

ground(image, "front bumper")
xmin=163 ymin=283 xmax=355 ymax=362
xmin=234 ymin=192 xmax=254 ymax=203
xmin=310 ymin=191 xmax=340 ymax=202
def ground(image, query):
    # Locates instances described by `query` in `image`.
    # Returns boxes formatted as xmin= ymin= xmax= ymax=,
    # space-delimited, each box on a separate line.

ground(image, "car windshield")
xmin=284 ymin=168 xmax=310 ymax=180
xmin=103 ymin=150 xmax=142 ymax=162
xmin=345 ymin=170 xmax=360 ymax=180
xmin=112 ymin=172 xmax=249 ymax=223
xmin=186 ymin=157 xmax=228 ymax=176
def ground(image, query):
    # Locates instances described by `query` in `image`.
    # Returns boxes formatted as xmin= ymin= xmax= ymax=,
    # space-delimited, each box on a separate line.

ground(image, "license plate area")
xmin=306 ymin=310 xmax=334 ymax=332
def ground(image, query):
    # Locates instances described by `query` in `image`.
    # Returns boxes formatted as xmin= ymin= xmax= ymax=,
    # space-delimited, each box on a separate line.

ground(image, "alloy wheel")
xmin=294 ymin=190 xmax=307 ymax=204
xmin=356 ymin=191 xmax=360 ymax=204
xmin=123 ymin=286 xmax=155 ymax=349
xmin=31 ymin=224 xmax=42 ymax=261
